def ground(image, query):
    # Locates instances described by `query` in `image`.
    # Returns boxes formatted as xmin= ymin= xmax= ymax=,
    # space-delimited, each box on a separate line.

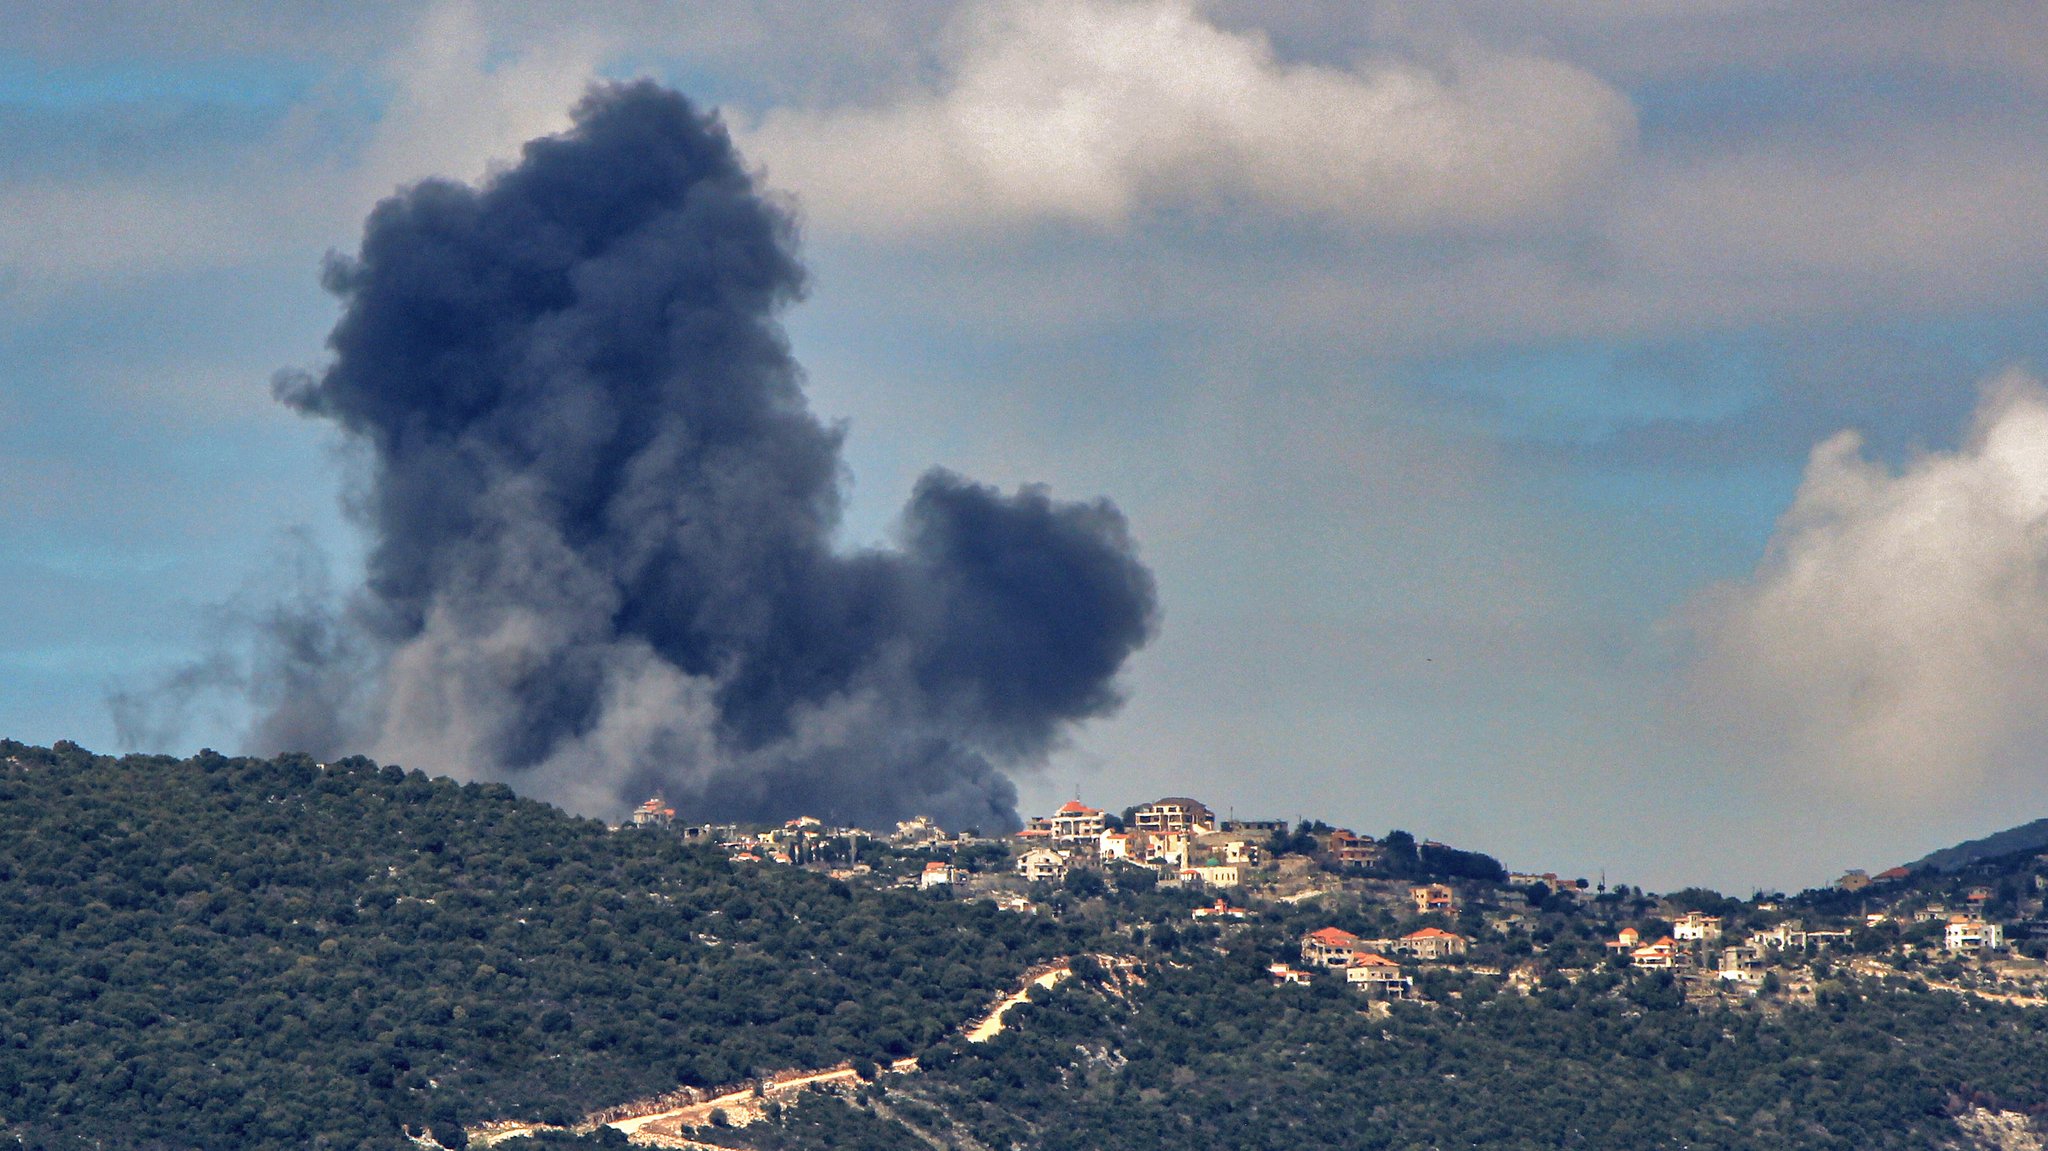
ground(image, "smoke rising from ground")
xmin=230 ymin=81 xmax=1156 ymax=830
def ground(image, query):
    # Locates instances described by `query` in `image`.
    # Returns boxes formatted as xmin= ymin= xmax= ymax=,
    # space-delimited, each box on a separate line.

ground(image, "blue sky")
xmin=6 ymin=0 xmax=2048 ymax=891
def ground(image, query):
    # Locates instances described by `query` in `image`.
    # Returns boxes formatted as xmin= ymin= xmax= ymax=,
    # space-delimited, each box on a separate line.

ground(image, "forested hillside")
xmin=900 ymin=949 xmax=2048 ymax=1151
xmin=0 ymin=741 xmax=1065 ymax=1150
xmin=8 ymin=740 xmax=2048 ymax=1151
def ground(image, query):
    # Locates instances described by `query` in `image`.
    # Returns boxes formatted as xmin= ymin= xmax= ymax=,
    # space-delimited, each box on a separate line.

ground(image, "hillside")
xmin=1911 ymin=817 xmax=2048 ymax=874
xmin=0 ymin=741 xmax=1066 ymax=1150
xmin=7 ymin=741 xmax=2048 ymax=1150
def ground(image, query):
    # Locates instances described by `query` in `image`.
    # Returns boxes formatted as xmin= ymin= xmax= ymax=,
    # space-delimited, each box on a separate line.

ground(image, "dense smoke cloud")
xmin=252 ymin=80 xmax=1156 ymax=830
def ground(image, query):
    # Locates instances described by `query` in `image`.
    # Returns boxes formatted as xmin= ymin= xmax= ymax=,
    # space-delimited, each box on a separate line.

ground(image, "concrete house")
xmin=1016 ymin=848 xmax=1069 ymax=885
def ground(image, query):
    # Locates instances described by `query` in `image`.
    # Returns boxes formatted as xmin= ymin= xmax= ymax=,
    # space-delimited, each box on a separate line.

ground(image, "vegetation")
xmin=0 ymin=741 xmax=1064 ymax=1150
xmin=6 ymin=739 xmax=2048 ymax=1149
xmin=894 ymin=947 xmax=2048 ymax=1151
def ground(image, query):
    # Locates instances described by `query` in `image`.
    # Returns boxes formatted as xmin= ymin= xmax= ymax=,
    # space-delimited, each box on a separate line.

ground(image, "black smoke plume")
xmin=255 ymin=80 xmax=1155 ymax=831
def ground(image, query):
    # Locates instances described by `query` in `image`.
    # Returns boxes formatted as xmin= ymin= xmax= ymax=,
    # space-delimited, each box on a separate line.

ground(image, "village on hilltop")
xmin=623 ymin=793 xmax=2048 ymax=1009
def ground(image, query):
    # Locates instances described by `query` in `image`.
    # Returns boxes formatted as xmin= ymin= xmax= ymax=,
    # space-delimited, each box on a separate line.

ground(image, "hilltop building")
xmin=1133 ymin=797 xmax=1216 ymax=835
xmin=1326 ymin=829 xmax=1379 ymax=866
xmin=1048 ymin=800 xmax=1107 ymax=843
xmin=630 ymin=797 xmax=674 ymax=829
xmin=1673 ymin=912 xmax=1723 ymax=942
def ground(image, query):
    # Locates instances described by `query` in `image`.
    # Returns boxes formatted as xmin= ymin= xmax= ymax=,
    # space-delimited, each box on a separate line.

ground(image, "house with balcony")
xmin=1345 ymin=953 xmax=1412 ymax=997
xmin=1016 ymin=848 xmax=1069 ymax=885
xmin=1326 ymin=829 xmax=1379 ymax=866
xmin=1946 ymin=916 xmax=2005 ymax=954
xmin=1411 ymin=883 xmax=1456 ymax=914
xmin=1394 ymin=926 xmax=1469 ymax=960
xmin=1301 ymin=927 xmax=1367 ymax=968
xmin=1133 ymin=797 xmax=1217 ymax=835
xmin=1673 ymin=912 xmax=1723 ymax=943
xmin=1047 ymin=800 xmax=1106 ymax=842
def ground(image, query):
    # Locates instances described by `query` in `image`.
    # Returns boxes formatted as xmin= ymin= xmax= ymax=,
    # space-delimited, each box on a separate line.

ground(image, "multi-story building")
xmin=1142 ymin=828 xmax=1191 ymax=869
xmin=1352 ymin=928 xmax=1472 ymax=961
xmin=1392 ymin=927 xmax=1469 ymax=960
xmin=892 ymin=815 xmax=944 ymax=846
xmin=1016 ymin=848 xmax=1070 ymax=884
xmin=630 ymin=797 xmax=674 ymax=828
xmin=1946 ymin=916 xmax=2005 ymax=954
xmin=1345 ymin=953 xmax=1412 ymax=997
xmin=1673 ymin=912 xmax=1723 ymax=942
xmin=1411 ymin=883 xmax=1456 ymax=914
xmin=1301 ymin=927 xmax=1367 ymax=967
xmin=1327 ymin=829 xmax=1380 ymax=866
xmin=1133 ymin=797 xmax=1216 ymax=835
xmin=1047 ymin=800 xmax=1106 ymax=842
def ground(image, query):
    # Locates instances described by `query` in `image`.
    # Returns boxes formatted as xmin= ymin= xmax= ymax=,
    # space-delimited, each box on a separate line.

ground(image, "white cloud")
xmin=741 ymin=0 xmax=1634 ymax=235
xmin=0 ymin=1 xmax=603 ymax=305
xmin=348 ymin=1 xmax=601 ymax=203
xmin=1688 ymin=371 xmax=2048 ymax=801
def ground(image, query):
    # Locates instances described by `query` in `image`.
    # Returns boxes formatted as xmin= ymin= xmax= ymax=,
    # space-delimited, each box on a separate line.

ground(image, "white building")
xmin=1182 ymin=864 xmax=1242 ymax=888
xmin=1016 ymin=848 xmax=1069 ymax=884
xmin=892 ymin=816 xmax=944 ymax=846
xmin=1345 ymin=953 xmax=1412 ymax=997
xmin=1946 ymin=916 xmax=2005 ymax=954
xmin=1047 ymin=800 xmax=1106 ymax=842
xmin=1673 ymin=912 xmax=1723 ymax=943
xmin=1154 ymin=829 xmax=1193 ymax=868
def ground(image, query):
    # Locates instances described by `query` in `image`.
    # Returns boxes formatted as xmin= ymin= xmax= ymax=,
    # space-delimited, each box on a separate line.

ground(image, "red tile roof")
xmin=1307 ymin=927 xmax=1363 ymax=947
